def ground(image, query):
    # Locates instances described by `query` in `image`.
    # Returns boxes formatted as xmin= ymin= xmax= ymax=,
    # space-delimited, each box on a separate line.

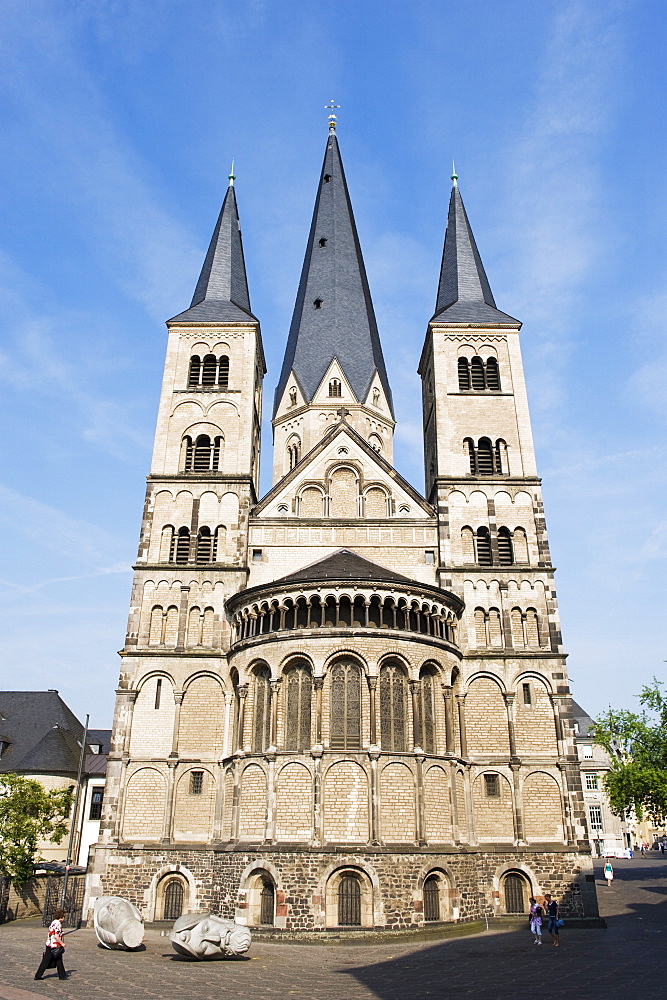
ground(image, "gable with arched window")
xmin=328 ymin=378 xmax=342 ymax=397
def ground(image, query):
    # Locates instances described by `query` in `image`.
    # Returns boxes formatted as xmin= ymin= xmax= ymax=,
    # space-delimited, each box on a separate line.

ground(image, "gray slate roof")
xmin=169 ymin=184 xmax=257 ymax=324
xmin=275 ymin=548 xmax=416 ymax=587
xmin=0 ymin=691 xmax=107 ymax=777
xmin=570 ymin=700 xmax=594 ymax=738
xmin=274 ymin=132 xmax=394 ymax=417
xmin=432 ymin=183 xmax=519 ymax=325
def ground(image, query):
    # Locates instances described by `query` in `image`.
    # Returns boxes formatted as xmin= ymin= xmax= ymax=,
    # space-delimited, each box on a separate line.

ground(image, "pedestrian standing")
xmin=604 ymin=861 xmax=614 ymax=888
xmin=640 ymin=843 xmax=646 ymax=857
xmin=34 ymin=908 xmax=68 ymax=981
xmin=544 ymin=893 xmax=560 ymax=947
xmin=529 ymin=897 xmax=543 ymax=945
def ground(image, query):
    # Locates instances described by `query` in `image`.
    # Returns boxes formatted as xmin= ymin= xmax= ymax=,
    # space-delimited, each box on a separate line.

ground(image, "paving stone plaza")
xmin=0 ymin=858 xmax=664 ymax=1000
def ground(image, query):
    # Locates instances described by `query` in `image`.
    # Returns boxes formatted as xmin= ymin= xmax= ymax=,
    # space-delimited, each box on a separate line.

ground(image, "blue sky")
xmin=0 ymin=0 xmax=665 ymax=727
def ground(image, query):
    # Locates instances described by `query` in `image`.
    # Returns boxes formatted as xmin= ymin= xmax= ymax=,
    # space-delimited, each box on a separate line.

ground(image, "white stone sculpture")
xmin=169 ymin=912 xmax=252 ymax=960
xmin=94 ymin=896 xmax=145 ymax=950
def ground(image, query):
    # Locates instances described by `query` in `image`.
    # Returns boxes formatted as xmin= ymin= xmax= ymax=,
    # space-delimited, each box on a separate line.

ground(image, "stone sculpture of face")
xmin=94 ymin=896 xmax=144 ymax=950
xmin=169 ymin=913 xmax=251 ymax=960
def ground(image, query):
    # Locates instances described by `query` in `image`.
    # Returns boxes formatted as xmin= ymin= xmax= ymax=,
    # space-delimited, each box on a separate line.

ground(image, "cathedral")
xmin=86 ymin=118 xmax=598 ymax=931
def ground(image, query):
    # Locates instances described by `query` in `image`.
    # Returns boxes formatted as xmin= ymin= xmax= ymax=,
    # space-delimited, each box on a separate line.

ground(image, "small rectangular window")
xmin=154 ymin=677 xmax=162 ymax=710
xmin=484 ymin=773 xmax=500 ymax=798
xmin=588 ymin=805 xmax=603 ymax=831
xmin=425 ymin=550 xmax=435 ymax=564
xmin=252 ymin=549 xmax=263 ymax=563
xmin=89 ymin=787 xmax=104 ymax=821
xmin=582 ymin=744 xmax=594 ymax=759
xmin=585 ymin=773 xmax=598 ymax=791
xmin=522 ymin=682 xmax=532 ymax=706
xmin=190 ymin=771 xmax=204 ymax=795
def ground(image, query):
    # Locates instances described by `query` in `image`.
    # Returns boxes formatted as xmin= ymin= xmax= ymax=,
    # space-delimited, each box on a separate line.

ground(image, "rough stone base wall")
xmin=86 ymin=843 xmax=597 ymax=931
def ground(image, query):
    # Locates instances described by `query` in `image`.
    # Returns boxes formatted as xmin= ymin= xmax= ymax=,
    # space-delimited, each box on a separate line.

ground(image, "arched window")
xmin=259 ymin=879 xmax=275 ymax=925
xmin=195 ymin=526 xmax=213 ymax=564
xmin=368 ymin=434 xmax=382 ymax=454
xmin=379 ymin=662 xmax=408 ymax=752
xmin=174 ymin=527 xmax=190 ymax=564
xmin=510 ymin=608 xmax=525 ymax=647
xmin=287 ymin=437 xmax=301 ymax=471
xmin=163 ymin=879 xmax=185 ymax=920
xmin=504 ymin=872 xmax=529 ymax=913
xmin=464 ymin=438 xmax=476 ymax=474
xmin=218 ymin=355 xmax=229 ymax=388
xmin=284 ymin=663 xmax=312 ymax=751
xmin=201 ymin=354 xmax=217 ymax=386
xmin=458 ymin=357 xmax=471 ymax=391
xmin=159 ymin=525 xmax=174 ymax=562
xmin=488 ymin=608 xmax=503 ymax=647
xmin=372 ymin=387 xmax=380 ymax=406
xmin=188 ymin=356 xmax=201 ymax=387
xmin=461 ymin=526 xmax=475 ymax=564
xmin=252 ymin=666 xmax=272 ymax=752
xmin=513 ymin=527 xmax=528 ymax=563
xmin=494 ymin=439 xmax=505 ymax=474
xmin=475 ymin=527 xmax=492 ymax=565
xmin=183 ymin=436 xmax=194 ymax=471
xmin=474 ymin=608 xmax=487 ymax=647
xmin=330 ymin=661 xmax=362 ymax=750
xmin=338 ymin=874 xmax=361 ymax=926
xmin=525 ymin=608 xmax=540 ymax=647
xmin=477 ymin=437 xmax=494 ymax=475
xmin=193 ymin=435 xmax=212 ymax=472
xmin=187 ymin=606 xmax=201 ymax=646
xmin=328 ymin=379 xmax=342 ymax=397
xmin=201 ymin=607 xmax=215 ymax=646
xmin=149 ymin=606 xmax=163 ymax=645
xmin=289 ymin=387 xmax=297 ymax=406
xmin=497 ymin=527 xmax=514 ymax=565
xmin=419 ymin=667 xmax=438 ymax=753
xmin=470 ymin=356 xmax=485 ymax=391
xmin=486 ymin=357 xmax=500 ymax=390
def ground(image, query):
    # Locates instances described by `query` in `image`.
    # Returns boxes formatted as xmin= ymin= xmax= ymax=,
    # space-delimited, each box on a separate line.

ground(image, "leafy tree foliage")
xmin=591 ymin=678 xmax=667 ymax=822
xmin=0 ymin=774 xmax=73 ymax=883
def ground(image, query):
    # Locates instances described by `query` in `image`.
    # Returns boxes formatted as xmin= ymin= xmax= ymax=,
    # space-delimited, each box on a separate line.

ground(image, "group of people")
xmin=528 ymin=894 xmax=561 ymax=947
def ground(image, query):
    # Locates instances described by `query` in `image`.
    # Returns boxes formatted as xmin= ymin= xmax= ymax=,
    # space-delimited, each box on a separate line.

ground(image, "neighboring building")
xmin=87 ymin=121 xmax=597 ymax=930
xmin=0 ymin=690 xmax=109 ymax=866
xmin=571 ymin=700 xmax=633 ymax=856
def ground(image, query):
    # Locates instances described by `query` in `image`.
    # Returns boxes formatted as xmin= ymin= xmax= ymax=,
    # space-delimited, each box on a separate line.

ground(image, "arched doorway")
xmin=163 ymin=879 xmax=184 ymax=920
xmin=424 ymin=874 xmax=440 ymax=921
xmin=503 ymin=872 xmax=529 ymax=913
xmin=260 ymin=879 xmax=275 ymax=926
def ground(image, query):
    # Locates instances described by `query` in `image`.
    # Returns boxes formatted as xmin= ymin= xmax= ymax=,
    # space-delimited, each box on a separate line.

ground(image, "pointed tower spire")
xmin=169 ymin=180 xmax=256 ymax=323
xmin=274 ymin=130 xmax=394 ymax=416
xmin=432 ymin=178 xmax=518 ymax=324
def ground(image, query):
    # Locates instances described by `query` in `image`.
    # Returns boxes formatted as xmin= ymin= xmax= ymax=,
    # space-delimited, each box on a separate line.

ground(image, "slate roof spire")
xmin=432 ymin=176 xmax=519 ymax=325
xmin=274 ymin=130 xmax=394 ymax=416
xmin=169 ymin=174 xmax=257 ymax=324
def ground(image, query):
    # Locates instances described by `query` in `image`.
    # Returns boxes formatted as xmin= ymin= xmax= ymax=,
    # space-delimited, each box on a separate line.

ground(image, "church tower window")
xmin=379 ymin=662 xmax=408 ymax=752
xmin=188 ymin=355 xmax=201 ymax=387
xmin=173 ymin=527 xmax=190 ymax=564
xmin=195 ymin=526 xmax=213 ymax=564
xmin=419 ymin=667 xmax=438 ymax=753
xmin=475 ymin=527 xmax=492 ymax=565
xmin=328 ymin=378 xmax=341 ymax=397
xmin=252 ymin=666 xmax=272 ymax=752
xmin=330 ymin=661 xmax=362 ymax=750
xmin=458 ymin=357 xmax=471 ymax=391
xmin=201 ymin=354 xmax=217 ymax=386
xmin=218 ymin=355 xmax=229 ymax=388
xmin=485 ymin=357 xmax=500 ymax=390
xmin=497 ymin=527 xmax=514 ymax=565
xmin=470 ymin=356 xmax=485 ymax=391
xmin=284 ymin=662 xmax=312 ymax=751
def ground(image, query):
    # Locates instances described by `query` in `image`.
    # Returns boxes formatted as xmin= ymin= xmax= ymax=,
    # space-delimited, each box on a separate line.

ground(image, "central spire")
xmin=274 ymin=130 xmax=393 ymax=416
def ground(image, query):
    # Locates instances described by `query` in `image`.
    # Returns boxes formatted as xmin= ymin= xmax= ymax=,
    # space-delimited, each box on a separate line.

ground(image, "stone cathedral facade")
xmin=87 ymin=123 xmax=598 ymax=931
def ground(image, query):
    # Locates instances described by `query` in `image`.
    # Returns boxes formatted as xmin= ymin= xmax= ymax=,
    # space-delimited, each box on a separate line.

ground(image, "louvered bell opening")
xmin=193 ymin=435 xmax=212 ymax=472
xmin=218 ymin=355 xmax=229 ymax=388
xmin=486 ymin=357 xmax=500 ymax=390
xmin=188 ymin=356 xmax=201 ymax=387
xmin=195 ymin=527 xmax=212 ymax=564
xmin=497 ymin=528 xmax=514 ymax=565
xmin=201 ymin=354 xmax=217 ymax=386
xmin=338 ymin=876 xmax=361 ymax=926
xmin=175 ymin=528 xmax=190 ymax=564
xmin=477 ymin=439 xmax=494 ymax=475
xmin=470 ymin=357 xmax=485 ymax=391
xmin=458 ymin=358 xmax=471 ymax=391
xmin=476 ymin=528 xmax=492 ymax=565
xmin=465 ymin=439 xmax=476 ymax=474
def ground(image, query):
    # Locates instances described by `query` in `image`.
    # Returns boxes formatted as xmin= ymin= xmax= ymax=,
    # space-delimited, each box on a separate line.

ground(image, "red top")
xmin=46 ymin=919 xmax=64 ymax=949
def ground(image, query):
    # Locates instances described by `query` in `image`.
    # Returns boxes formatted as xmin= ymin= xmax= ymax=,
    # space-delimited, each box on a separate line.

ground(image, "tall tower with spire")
xmin=88 ymin=131 xmax=597 ymax=934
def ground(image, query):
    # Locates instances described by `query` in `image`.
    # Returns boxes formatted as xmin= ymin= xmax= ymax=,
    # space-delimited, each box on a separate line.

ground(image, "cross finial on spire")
xmin=451 ymin=160 xmax=458 ymax=187
xmin=228 ymin=158 xmax=236 ymax=187
xmin=325 ymin=99 xmax=340 ymax=132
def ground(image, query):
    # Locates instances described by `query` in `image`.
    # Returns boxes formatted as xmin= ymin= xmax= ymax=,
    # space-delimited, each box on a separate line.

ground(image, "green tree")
xmin=590 ymin=678 xmax=667 ymax=822
xmin=0 ymin=774 xmax=73 ymax=883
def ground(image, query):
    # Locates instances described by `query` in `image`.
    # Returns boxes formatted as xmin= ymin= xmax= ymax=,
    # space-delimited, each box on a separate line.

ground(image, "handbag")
xmin=556 ymin=918 xmax=565 ymax=928
xmin=47 ymin=945 xmax=65 ymax=966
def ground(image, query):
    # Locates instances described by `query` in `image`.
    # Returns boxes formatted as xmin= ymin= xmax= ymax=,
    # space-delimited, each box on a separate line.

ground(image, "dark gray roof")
xmin=169 ymin=184 xmax=257 ymax=324
xmin=0 ymin=691 xmax=84 ymax=773
xmin=275 ymin=548 xmax=416 ymax=587
xmin=274 ymin=132 xmax=394 ymax=417
xmin=87 ymin=729 xmax=112 ymax=754
xmin=17 ymin=726 xmax=83 ymax=776
xmin=432 ymin=183 xmax=519 ymax=325
xmin=570 ymin=700 xmax=594 ymax=738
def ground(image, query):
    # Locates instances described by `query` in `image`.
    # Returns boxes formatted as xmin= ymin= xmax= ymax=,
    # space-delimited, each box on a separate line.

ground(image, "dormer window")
xmin=289 ymin=387 xmax=297 ymax=407
xmin=319 ymin=238 xmax=328 ymax=247
xmin=314 ymin=298 xmax=323 ymax=309
xmin=323 ymin=174 xmax=331 ymax=183
xmin=372 ymin=388 xmax=380 ymax=406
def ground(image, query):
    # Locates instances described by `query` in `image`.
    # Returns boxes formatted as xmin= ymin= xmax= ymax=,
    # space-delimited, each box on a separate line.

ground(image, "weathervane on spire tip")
xmin=451 ymin=160 xmax=458 ymax=187
xmin=228 ymin=158 xmax=236 ymax=187
xmin=325 ymin=99 xmax=341 ymax=132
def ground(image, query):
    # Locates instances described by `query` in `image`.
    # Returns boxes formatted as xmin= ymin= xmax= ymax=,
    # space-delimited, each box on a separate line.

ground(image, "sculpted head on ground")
xmin=94 ymin=896 xmax=145 ymax=950
xmin=169 ymin=912 xmax=252 ymax=960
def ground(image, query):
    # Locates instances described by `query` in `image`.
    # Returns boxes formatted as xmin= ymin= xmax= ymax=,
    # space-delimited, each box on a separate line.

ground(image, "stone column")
xmin=120 ymin=690 xmax=137 ymax=756
xmin=162 ymin=761 xmax=177 ymax=843
xmin=449 ymin=760 xmax=460 ymax=844
xmin=503 ymin=692 xmax=518 ymax=759
xmin=230 ymin=759 xmax=241 ymax=841
xmin=456 ymin=694 xmax=468 ymax=757
xmin=410 ymin=679 xmax=422 ymax=750
xmin=368 ymin=676 xmax=378 ymax=746
xmin=442 ymin=684 xmax=455 ymax=755
xmin=171 ymin=691 xmax=183 ymax=756
xmin=463 ymin=766 xmax=475 ymax=845
xmin=269 ymin=679 xmax=281 ymax=750
xmin=222 ymin=691 xmax=233 ymax=758
xmin=415 ymin=755 xmax=426 ymax=845
xmin=236 ymin=684 xmax=248 ymax=752
xmin=369 ymin=748 xmax=380 ymax=845
xmin=265 ymin=755 xmax=276 ymax=843
xmin=311 ymin=746 xmax=323 ymax=845
xmin=176 ymin=585 xmax=190 ymax=649
xmin=313 ymin=677 xmax=324 ymax=744
xmin=510 ymin=764 xmax=525 ymax=845
xmin=212 ymin=761 xmax=225 ymax=841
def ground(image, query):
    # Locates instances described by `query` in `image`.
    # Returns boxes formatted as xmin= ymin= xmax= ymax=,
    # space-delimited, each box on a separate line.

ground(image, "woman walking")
xmin=529 ymin=897 xmax=543 ymax=945
xmin=604 ymin=861 xmax=614 ymax=888
xmin=34 ymin=908 xmax=68 ymax=981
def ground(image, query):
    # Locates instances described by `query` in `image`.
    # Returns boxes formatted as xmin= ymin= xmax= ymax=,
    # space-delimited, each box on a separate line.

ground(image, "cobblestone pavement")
xmin=0 ymin=857 xmax=665 ymax=1000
